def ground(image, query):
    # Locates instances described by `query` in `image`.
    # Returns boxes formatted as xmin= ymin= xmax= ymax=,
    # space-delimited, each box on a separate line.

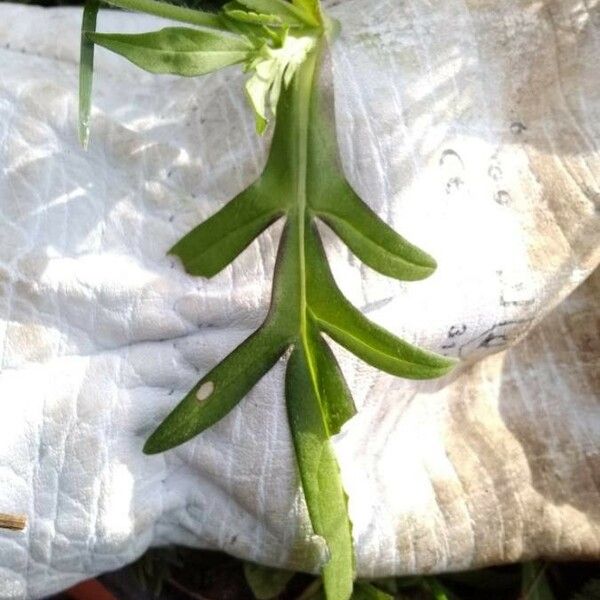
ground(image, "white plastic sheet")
xmin=0 ymin=1 xmax=598 ymax=597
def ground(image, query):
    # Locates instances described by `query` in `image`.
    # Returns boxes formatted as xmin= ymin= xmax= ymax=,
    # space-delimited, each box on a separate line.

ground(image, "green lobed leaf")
xmin=146 ymin=38 xmax=453 ymax=600
xmin=80 ymin=1 xmax=456 ymax=599
xmin=286 ymin=343 xmax=354 ymax=600
xmin=140 ymin=30 xmax=454 ymax=600
xmin=78 ymin=0 xmax=100 ymax=149
xmin=89 ymin=27 xmax=253 ymax=77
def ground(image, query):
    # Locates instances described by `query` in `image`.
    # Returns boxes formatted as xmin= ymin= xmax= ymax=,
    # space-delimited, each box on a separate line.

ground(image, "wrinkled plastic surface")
xmin=0 ymin=1 xmax=598 ymax=597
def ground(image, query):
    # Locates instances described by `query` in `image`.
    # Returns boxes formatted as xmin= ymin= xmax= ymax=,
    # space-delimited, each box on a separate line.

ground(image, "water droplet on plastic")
xmin=495 ymin=190 xmax=511 ymax=206
xmin=510 ymin=122 xmax=527 ymax=135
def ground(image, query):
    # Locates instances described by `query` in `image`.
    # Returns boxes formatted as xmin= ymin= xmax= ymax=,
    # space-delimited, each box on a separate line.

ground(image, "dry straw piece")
xmin=0 ymin=513 xmax=27 ymax=531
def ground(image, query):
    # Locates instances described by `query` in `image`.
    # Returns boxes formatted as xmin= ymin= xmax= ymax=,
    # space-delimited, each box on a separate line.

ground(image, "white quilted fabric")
xmin=0 ymin=1 xmax=598 ymax=597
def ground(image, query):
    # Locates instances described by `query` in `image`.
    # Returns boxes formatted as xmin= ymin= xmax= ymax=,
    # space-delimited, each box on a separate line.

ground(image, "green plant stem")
xmin=79 ymin=0 xmax=100 ymax=149
xmin=101 ymin=0 xmax=225 ymax=29
xmin=278 ymin=43 xmax=355 ymax=600
xmin=295 ymin=48 xmax=316 ymax=384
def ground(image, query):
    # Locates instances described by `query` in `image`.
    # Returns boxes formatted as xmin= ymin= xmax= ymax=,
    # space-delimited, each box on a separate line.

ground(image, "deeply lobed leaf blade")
xmin=79 ymin=7 xmax=458 ymax=600
xmin=89 ymin=27 xmax=253 ymax=77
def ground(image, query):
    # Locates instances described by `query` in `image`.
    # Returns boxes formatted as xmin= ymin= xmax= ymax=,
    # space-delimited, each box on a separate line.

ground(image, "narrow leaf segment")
xmin=89 ymin=28 xmax=253 ymax=76
xmin=79 ymin=3 xmax=455 ymax=599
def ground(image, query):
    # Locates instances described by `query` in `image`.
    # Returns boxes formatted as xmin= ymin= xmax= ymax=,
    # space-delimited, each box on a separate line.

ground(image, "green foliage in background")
xmin=129 ymin=549 xmax=600 ymax=600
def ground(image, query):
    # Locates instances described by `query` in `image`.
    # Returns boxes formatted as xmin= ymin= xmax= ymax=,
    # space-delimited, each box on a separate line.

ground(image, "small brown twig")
xmin=0 ymin=513 xmax=27 ymax=531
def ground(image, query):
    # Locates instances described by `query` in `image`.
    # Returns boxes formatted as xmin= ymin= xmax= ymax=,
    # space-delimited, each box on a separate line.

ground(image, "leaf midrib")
xmin=294 ymin=48 xmax=329 ymax=436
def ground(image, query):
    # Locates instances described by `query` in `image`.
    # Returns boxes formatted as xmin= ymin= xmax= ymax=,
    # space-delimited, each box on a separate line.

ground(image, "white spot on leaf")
xmin=196 ymin=381 xmax=214 ymax=403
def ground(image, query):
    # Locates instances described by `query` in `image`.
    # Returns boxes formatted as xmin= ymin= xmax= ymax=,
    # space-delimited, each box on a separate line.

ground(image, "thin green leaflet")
xmin=78 ymin=2 xmax=455 ymax=599
xmin=88 ymin=27 xmax=254 ymax=76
